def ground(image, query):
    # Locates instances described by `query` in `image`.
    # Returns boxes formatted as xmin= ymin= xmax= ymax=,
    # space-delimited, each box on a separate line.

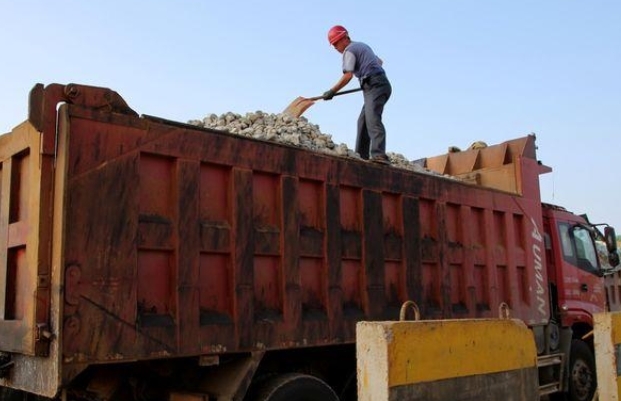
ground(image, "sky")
xmin=2 ymin=1 xmax=620 ymax=232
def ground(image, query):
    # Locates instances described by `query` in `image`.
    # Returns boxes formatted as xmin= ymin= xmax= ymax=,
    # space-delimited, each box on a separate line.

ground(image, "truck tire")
xmin=567 ymin=339 xmax=596 ymax=401
xmin=252 ymin=373 xmax=339 ymax=401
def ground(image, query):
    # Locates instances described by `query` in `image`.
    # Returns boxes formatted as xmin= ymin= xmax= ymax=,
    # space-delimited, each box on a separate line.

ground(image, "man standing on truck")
xmin=323 ymin=25 xmax=392 ymax=165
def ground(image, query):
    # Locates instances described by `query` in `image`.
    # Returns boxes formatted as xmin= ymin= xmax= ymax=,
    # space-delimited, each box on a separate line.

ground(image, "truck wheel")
xmin=252 ymin=373 xmax=339 ymax=401
xmin=567 ymin=339 xmax=596 ymax=401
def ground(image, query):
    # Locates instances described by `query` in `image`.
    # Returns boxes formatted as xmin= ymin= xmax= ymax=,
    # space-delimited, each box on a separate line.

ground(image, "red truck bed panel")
xmin=0 ymin=84 xmax=551 ymax=394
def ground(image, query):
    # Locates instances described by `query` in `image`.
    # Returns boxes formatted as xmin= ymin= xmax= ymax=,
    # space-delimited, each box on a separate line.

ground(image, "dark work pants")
xmin=356 ymin=74 xmax=392 ymax=159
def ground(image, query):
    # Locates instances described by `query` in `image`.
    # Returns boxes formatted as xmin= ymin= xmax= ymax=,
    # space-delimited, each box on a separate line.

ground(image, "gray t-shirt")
xmin=342 ymin=41 xmax=385 ymax=80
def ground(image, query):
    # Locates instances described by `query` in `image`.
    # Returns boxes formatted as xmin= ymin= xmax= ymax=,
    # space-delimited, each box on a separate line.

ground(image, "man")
xmin=323 ymin=25 xmax=392 ymax=164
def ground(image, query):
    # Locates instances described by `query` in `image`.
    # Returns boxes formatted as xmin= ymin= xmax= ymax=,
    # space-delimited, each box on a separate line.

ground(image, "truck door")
xmin=558 ymin=223 xmax=606 ymax=314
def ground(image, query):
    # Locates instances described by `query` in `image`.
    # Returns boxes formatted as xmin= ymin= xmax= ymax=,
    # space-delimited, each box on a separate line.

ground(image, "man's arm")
xmin=324 ymin=71 xmax=354 ymax=99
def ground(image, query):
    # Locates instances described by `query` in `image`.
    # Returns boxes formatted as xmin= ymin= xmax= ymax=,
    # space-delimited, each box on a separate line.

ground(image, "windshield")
xmin=559 ymin=223 xmax=600 ymax=274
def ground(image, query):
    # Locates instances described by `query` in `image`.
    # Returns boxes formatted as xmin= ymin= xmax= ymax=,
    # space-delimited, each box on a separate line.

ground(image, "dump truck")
xmin=0 ymin=83 xmax=617 ymax=401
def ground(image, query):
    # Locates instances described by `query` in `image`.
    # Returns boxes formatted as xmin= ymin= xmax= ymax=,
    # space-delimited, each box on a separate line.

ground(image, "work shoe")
xmin=370 ymin=155 xmax=390 ymax=165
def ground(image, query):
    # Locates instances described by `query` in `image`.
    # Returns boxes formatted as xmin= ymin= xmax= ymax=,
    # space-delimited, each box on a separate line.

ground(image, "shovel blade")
xmin=282 ymin=97 xmax=317 ymax=118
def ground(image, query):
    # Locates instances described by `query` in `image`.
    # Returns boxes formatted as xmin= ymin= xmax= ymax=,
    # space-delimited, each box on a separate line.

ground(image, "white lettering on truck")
xmin=531 ymin=217 xmax=547 ymax=316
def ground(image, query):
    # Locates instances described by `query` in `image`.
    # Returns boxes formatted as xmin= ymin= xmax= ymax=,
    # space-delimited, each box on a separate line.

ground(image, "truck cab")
xmin=541 ymin=203 xmax=618 ymax=400
xmin=543 ymin=204 xmax=608 ymax=327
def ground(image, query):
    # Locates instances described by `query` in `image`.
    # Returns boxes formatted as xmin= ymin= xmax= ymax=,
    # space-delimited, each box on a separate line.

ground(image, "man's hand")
xmin=323 ymin=89 xmax=336 ymax=100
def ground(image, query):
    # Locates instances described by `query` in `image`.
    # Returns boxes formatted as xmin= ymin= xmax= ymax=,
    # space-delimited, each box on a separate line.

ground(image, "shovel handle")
xmin=308 ymin=87 xmax=363 ymax=101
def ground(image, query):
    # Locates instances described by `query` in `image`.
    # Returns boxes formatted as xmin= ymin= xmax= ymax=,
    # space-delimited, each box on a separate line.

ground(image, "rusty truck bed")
xmin=0 ymin=83 xmax=551 ymax=396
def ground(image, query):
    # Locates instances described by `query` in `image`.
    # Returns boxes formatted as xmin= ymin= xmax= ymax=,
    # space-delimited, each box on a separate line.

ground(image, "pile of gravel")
xmin=188 ymin=111 xmax=428 ymax=173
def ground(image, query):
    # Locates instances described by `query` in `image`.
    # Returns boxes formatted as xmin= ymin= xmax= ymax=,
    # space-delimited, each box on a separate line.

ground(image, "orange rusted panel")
xmin=0 ymin=122 xmax=52 ymax=357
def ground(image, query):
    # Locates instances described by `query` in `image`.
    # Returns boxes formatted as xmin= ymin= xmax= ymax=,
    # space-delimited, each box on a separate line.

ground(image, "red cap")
xmin=328 ymin=25 xmax=348 ymax=45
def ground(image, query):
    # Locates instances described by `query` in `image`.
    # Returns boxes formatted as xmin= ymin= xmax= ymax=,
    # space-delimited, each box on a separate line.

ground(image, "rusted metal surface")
xmin=59 ymin=104 xmax=550 ymax=360
xmin=426 ymin=137 xmax=552 ymax=194
xmin=28 ymin=83 xmax=137 ymax=155
xmin=282 ymin=96 xmax=317 ymax=118
xmin=282 ymin=88 xmax=362 ymax=118
xmin=0 ymin=83 xmax=553 ymax=396
xmin=0 ymin=84 xmax=137 ymax=361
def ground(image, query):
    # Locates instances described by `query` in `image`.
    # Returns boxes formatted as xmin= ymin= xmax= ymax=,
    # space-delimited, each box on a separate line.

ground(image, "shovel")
xmin=282 ymin=88 xmax=363 ymax=118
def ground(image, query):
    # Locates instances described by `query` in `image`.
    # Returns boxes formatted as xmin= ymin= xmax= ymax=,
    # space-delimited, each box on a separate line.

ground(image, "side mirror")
xmin=604 ymin=226 xmax=619 ymax=268
xmin=605 ymin=226 xmax=618 ymax=253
